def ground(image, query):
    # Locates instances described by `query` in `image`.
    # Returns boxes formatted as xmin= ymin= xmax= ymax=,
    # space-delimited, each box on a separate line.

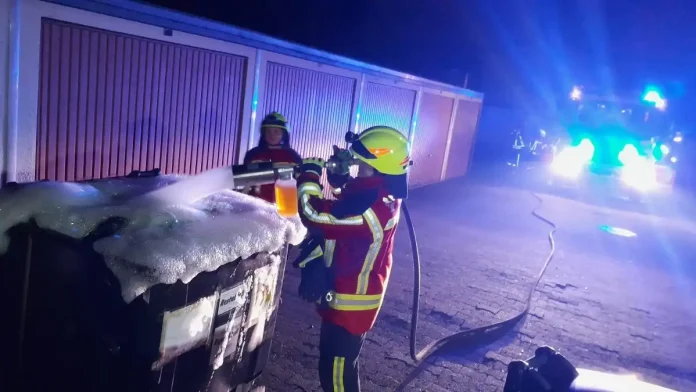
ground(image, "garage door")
xmin=409 ymin=92 xmax=455 ymax=188
xmin=359 ymin=82 xmax=415 ymax=135
xmin=36 ymin=19 xmax=248 ymax=181
xmin=445 ymin=99 xmax=482 ymax=180
xmin=262 ymin=62 xmax=356 ymax=159
xmin=261 ymin=62 xmax=356 ymax=197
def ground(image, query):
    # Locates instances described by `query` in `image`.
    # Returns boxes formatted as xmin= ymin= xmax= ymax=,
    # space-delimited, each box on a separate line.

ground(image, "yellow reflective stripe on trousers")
xmin=333 ymin=357 xmax=345 ymax=392
xmin=356 ymin=208 xmax=383 ymax=294
xmin=297 ymin=245 xmax=323 ymax=268
xmin=300 ymin=193 xmax=364 ymax=226
xmin=327 ymin=292 xmax=383 ymax=311
xmin=324 ymin=239 xmax=336 ymax=267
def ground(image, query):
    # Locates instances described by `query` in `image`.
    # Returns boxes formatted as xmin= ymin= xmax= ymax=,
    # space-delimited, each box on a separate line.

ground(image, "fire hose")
xmin=399 ymin=188 xmax=676 ymax=391
xmin=400 ymin=192 xmax=557 ymax=364
xmin=234 ymin=153 xmax=560 ymax=384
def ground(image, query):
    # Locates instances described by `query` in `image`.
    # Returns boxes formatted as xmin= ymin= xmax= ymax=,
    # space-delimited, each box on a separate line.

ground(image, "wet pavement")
xmin=260 ymin=165 xmax=696 ymax=391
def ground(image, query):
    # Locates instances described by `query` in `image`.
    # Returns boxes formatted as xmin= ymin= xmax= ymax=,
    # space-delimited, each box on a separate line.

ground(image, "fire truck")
xmin=512 ymin=86 xmax=683 ymax=200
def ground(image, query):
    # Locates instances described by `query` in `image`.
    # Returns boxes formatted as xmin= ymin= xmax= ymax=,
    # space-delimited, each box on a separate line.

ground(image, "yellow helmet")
xmin=348 ymin=126 xmax=411 ymax=175
xmin=261 ymin=112 xmax=288 ymax=131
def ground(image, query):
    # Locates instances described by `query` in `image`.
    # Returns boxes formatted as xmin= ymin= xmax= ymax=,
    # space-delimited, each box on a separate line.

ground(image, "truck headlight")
xmin=550 ymin=139 xmax=594 ymax=179
xmin=618 ymin=144 xmax=639 ymax=165
xmin=621 ymin=158 xmax=657 ymax=191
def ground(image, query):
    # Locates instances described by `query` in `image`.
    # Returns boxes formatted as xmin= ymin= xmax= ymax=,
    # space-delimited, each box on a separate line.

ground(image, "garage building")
xmin=0 ymin=0 xmax=483 ymax=190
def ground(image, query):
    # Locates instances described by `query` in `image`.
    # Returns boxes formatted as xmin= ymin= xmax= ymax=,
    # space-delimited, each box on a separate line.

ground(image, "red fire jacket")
xmin=297 ymin=171 xmax=402 ymax=335
xmin=243 ymin=146 xmax=302 ymax=203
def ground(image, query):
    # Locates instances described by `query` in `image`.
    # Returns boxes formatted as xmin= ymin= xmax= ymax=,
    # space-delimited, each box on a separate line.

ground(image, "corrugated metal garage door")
xmin=358 ymin=82 xmax=415 ymax=136
xmin=409 ymin=92 xmax=454 ymax=188
xmin=445 ymin=99 xmax=482 ymax=180
xmin=350 ymin=82 xmax=415 ymax=180
xmin=262 ymin=62 xmax=355 ymax=159
xmin=36 ymin=19 xmax=247 ymax=181
xmin=261 ymin=62 xmax=356 ymax=197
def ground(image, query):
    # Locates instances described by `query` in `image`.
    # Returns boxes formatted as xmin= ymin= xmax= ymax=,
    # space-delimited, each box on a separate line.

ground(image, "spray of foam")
xmin=131 ymin=167 xmax=237 ymax=209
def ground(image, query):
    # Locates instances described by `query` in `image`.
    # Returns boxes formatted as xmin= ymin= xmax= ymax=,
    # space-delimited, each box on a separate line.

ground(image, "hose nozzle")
xmin=326 ymin=145 xmax=357 ymax=175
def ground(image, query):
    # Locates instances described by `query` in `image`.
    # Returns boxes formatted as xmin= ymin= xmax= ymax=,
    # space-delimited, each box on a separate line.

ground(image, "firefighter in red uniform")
xmin=293 ymin=126 xmax=411 ymax=392
xmin=243 ymin=112 xmax=302 ymax=203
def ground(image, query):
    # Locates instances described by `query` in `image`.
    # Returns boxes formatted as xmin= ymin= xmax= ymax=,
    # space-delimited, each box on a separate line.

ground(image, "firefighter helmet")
xmin=348 ymin=126 xmax=411 ymax=175
xmin=261 ymin=112 xmax=288 ymax=131
xmin=259 ymin=111 xmax=290 ymax=146
xmin=347 ymin=126 xmax=411 ymax=198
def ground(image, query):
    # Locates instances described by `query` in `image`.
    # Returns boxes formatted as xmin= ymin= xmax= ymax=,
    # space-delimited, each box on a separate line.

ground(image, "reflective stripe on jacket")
xmin=297 ymin=171 xmax=401 ymax=335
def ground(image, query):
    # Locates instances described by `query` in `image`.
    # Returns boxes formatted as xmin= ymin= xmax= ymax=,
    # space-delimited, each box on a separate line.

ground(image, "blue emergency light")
xmin=642 ymin=87 xmax=667 ymax=110
xmin=642 ymin=90 xmax=662 ymax=103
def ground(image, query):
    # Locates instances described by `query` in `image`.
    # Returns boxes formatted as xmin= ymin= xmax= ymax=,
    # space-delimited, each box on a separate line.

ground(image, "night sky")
xmin=140 ymin=0 xmax=696 ymax=119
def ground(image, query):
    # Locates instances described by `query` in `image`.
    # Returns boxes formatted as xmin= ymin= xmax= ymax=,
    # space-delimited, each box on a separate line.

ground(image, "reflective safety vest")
xmin=297 ymin=172 xmax=401 ymax=336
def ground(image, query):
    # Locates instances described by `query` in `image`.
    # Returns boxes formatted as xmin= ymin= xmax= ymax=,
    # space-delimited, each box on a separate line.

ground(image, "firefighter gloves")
xmin=328 ymin=146 xmax=354 ymax=175
xmin=298 ymin=258 xmax=331 ymax=303
xmin=327 ymin=172 xmax=350 ymax=189
xmin=293 ymin=237 xmax=331 ymax=304
xmin=326 ymin=146 xmax=353 ymax=189
xmin=301 ymin=157 xmax=325 ymax=176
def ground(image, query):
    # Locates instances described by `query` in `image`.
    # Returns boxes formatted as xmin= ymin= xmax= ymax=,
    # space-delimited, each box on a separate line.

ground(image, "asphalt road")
xmin=260 ymin=164 xmax=696 ymax=391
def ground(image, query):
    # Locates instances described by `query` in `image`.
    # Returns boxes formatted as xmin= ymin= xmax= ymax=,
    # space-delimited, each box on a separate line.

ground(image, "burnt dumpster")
xmin=0 ymin=171 xmax=306 ymax=392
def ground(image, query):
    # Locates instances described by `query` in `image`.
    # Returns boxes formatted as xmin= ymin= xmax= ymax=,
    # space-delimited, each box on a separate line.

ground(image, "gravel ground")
xmin=259 ymin=169 xmax=696 ymax=392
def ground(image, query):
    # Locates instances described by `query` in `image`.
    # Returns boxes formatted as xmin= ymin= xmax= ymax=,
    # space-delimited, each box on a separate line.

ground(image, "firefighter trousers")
xmin=318 ymin=321 xmax=366 ymax=392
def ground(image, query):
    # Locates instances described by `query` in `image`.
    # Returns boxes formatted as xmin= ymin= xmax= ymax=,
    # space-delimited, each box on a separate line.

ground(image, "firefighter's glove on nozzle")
xmin=301 ymin=157 xmax=325 ymax=177
xmin=327 ymin=146 xmax=353 ymax=175
xmin=327 ymin=145 xmax=353 ymax=189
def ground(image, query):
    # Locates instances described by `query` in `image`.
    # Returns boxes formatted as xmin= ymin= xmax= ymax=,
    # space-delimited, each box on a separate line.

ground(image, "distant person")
xmin=243 ymin=112 xmax=303 ymax=203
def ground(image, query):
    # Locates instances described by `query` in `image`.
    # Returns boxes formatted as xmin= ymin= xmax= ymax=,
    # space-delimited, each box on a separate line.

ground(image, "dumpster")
xmin=0 ymin=170 xmax=306 ymax=392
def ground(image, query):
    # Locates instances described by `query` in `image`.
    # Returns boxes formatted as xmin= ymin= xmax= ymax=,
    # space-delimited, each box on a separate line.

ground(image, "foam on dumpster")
xmin=0 ymin=176 xmax=306 ymax=303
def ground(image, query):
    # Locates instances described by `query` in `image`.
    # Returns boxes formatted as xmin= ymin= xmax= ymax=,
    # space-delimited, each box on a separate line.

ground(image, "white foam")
xmin=0 ymin=177 xmax=306 ymax=303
